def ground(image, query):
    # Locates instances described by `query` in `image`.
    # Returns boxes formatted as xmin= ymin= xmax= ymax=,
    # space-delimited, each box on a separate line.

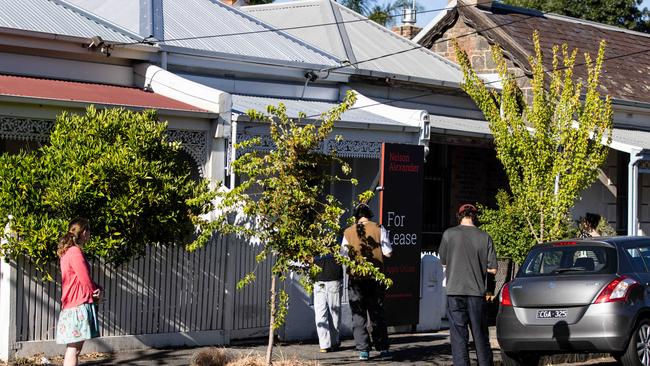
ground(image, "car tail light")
xmin=500 ymin=282 xmax=512 ymax=306
xmin=594 ymin=276 xmax=639 ymax=303
xmin=553 ymin=241 xmax=577 ymax=246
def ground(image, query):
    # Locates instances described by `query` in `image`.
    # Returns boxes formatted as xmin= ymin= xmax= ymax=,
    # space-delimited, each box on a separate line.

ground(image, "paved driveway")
xmin=53 ymin=332 xmax=474 ymax=365
xmin=44 ymin=328 xmax=616 ymax=365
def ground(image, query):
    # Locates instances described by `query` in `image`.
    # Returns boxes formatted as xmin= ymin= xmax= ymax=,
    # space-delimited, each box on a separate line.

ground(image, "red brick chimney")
xmin=391 ymin=6 xmax=421 ymax=39
xmin=392 ymin=24 xmax=422 ymax=39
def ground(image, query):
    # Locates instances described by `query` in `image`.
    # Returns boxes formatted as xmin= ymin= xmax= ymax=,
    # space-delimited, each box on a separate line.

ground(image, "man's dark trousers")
xmin=348 ymin=278 xmax=389 ymax=352
xmin=447 ymin=295 xmax=493 ymax=366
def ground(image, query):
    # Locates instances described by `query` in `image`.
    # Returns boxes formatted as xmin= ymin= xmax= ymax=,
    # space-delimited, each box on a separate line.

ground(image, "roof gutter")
xmin=0 ymin=27 xmax=159 ymax=55
xmin=333 ymin=67 xmax=462 ymax=90
xmin=611 ymin=98 xmax=650 ymax=112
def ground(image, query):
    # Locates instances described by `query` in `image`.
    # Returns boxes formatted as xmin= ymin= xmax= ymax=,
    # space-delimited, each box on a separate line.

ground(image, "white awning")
xmin=609 ymin=127 xmax=650 ymax=153
xmin=231 ymin=90 xmax=429 ymax=159
xmin=423 ymin=117 xmax=650 ymax=157
xmin=231 ymin=93 xmax=421 ymax=133
xmin=429 ymin=114 xmax=492 ymax=138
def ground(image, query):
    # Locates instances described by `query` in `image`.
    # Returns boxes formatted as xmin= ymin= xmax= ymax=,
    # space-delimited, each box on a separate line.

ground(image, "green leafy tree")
xmin=0 ymin=107 xmax=215 ymax=273
xmin=501 ymin=0 xmax=650 ymax=33
xmin=189 ymin=90 xmax=391 ymax=365
xmin=453 ymin=31 xmax=613 ymax=262
xmin=340 ymin=0 xmax=372 ymax=14
xmin=368 ymin=3 xmax=393 ymax=26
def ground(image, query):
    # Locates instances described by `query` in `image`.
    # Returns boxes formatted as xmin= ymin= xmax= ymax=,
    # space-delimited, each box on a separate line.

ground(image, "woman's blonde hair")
xmin=57 ymin=217 xmax=90 ymax=257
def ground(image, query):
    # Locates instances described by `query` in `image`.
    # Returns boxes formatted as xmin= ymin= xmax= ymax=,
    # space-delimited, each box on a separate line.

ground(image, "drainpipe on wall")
xmin=230 ymin=120 xmax=237 ymax=189
xmin=207 ymin=93 xmax=232 ymax=189
xmin=160 ymin=51 xmax=168 ymax=70
xmin=628 ymin=150 xmax=643 ymax=236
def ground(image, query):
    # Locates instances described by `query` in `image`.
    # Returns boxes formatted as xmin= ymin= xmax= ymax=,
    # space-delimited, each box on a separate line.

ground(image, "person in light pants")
xmin=313 ymin=254 xmax=343 ymax=352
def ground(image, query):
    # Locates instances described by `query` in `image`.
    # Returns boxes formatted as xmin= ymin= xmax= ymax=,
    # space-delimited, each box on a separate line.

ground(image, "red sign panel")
xmin=380 ymin=143 xmax=424 ymax=326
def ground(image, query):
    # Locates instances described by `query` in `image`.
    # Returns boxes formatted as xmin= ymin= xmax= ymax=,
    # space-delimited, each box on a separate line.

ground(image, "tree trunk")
xmin=539 ymin=210 xmax=544 ymax=243
xmin=266 ymin=275 xmax=277 ymax=365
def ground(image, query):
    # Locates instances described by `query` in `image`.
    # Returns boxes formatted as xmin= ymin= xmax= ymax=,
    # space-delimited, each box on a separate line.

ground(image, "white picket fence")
xmin=0 ymin=233 xmax=273 ymax=359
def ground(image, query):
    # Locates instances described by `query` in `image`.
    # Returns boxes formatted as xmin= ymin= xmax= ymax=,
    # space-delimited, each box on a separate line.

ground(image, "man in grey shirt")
xmin=439 ymin=203 xmax=497 ymax=366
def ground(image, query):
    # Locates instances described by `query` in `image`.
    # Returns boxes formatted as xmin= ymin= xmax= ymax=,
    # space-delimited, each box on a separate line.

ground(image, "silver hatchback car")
xmin=497 ymin=237 xmax=650 ymax=366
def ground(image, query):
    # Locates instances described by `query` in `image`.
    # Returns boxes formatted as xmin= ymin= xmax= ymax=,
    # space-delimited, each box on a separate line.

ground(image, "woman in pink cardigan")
xmin=56 ymin=218 xmax=102 ymax=366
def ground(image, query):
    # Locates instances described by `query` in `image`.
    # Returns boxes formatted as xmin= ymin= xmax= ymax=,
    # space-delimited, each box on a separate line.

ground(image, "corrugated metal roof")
xmin=232 ymin=94 xmax=413 ymax=128
xmin=0 ymin=73 xmax=207 ymax=112
xmin=64 ymin=0 xmax=340 ymax=66
xmin=159 ymin=0 xmax=339 ymax=66
xmin=242 ymin=0 xmax=463 ymax=85
xmin=0 ymin=0 xmax=140 ymax=43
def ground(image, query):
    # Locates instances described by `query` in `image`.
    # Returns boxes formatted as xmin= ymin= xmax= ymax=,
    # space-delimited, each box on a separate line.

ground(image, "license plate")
xmin=536 ymin=309 xmax=567 ymax=319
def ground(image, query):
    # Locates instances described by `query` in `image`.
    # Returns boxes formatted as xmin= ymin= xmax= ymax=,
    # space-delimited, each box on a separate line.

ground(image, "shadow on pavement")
xmin=388 ymin=333 xmax=448 ymax=345
xmin=79 ymin=348 xmax=195 ymax=365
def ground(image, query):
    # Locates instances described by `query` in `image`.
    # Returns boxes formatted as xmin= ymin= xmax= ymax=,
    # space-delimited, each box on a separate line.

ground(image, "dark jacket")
xmin=314 ymin=254 xmax=343 ymax=282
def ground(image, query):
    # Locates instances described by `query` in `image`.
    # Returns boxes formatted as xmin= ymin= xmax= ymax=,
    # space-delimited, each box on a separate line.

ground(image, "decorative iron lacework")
xmin=236 ymin=134 xmax=275 ymax=154
xmin=0 ymin=116 xmax=53 ymax=141
xmin=167 ymin=129 xmax=209 ymax=168
xmin=326 ymin=139 xmax=381 ymax=159
xmin=236 ymin=133 xmax=383 ymax=159
xmin=0 ymin=118 xmax=208 ymax=175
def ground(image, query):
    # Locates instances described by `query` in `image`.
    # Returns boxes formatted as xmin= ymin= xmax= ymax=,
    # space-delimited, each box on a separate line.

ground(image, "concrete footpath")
xmin=44 ymin=327 xmax=616 ymax=365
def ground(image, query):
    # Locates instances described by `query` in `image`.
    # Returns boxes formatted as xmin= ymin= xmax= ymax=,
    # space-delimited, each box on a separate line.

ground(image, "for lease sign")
xmin=380 ymin=143 xmax=424 ymax=326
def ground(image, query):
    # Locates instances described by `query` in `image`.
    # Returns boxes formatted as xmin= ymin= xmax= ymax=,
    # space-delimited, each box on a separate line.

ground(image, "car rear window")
xmin=519 ymin=245 xmax=617 ymax=277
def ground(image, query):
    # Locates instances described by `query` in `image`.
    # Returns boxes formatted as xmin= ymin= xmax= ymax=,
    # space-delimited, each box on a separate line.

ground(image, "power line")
xmin=136 ymin=41 xmax=649 ymax=119
xmin=134 ymin=40 xmax=650 ymax=125
xmin=306 ymin=45 xmax=650 ymax=118
xmin=112 ymin=1 xmax=546 ymax=81
xmin=113 ymin=1 xmax=494 ymax=46
xmin=113 ymin=1 xmax=650 ymax=118
xmin=321 ymin=12 xmax=542 ymax=72
xmin=110 ymin=0 xmax=650 ymax=86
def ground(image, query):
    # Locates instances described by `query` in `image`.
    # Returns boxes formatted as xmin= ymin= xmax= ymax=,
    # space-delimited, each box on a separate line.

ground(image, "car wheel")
xmin=501 ymin=351 xmax=540 ymax=366
xmin=622 ymin=319 xmax=650 ymax=366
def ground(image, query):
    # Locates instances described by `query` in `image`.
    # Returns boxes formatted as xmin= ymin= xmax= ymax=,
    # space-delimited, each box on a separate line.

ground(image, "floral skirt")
xmin=56 ymin=303 xmax=100 ymax=344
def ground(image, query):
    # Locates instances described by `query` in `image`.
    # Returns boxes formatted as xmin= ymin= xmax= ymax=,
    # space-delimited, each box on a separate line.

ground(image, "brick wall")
xmin=448 ymin=144 xmax=508 ymax=224
xmin=431 ymin=18 xmax=533 ymax=100
xmin=391 ymin=25 xmax=422 ymax=39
